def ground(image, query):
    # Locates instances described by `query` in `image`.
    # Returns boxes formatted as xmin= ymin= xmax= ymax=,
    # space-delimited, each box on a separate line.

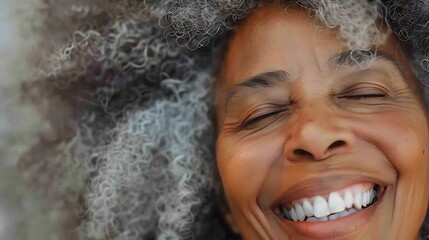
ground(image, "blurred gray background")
xmin=0 ymin=1 xmax=47 ymax=239
xmin=0 ymin=0 xmax=20 ymax=85
xmin=0 ymin=0 xmax=20 ymax=238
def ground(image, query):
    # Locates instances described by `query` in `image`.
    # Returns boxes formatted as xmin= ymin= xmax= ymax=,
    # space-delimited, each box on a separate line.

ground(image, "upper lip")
xmin=272 ymin=173 xmax=388 ymax=207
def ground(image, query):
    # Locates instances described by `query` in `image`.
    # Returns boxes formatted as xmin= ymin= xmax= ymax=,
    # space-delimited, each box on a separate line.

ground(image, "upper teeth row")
xmin=281 ymin=186 xmax=377 ymax=221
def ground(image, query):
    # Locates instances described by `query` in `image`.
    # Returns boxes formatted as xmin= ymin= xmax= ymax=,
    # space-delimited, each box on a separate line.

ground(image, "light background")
xmin=0 ymin=1 xmax=45 ymax=239
xmin=0 ymin=1 xmax=20 ymax=238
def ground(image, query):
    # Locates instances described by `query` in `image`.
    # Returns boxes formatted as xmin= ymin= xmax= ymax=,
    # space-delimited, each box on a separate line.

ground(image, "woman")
xmin=14 ymin=0 xmax=429 ymax=239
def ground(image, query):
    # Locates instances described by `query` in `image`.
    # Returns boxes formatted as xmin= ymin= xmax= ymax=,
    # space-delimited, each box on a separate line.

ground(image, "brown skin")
xmin=215 ymin=4 xmax=429 ymax=240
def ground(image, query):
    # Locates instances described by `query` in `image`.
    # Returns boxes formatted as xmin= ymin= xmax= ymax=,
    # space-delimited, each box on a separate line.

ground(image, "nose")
xmin=284 ymin=107 xmax=355 ymax=161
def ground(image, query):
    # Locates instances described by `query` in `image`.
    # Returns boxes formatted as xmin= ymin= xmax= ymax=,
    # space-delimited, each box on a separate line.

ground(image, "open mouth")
xmin=276 ymin=183 xmax=385 ymax=222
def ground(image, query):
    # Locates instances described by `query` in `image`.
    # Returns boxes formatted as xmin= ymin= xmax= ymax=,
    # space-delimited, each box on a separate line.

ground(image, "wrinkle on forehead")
xmin=214 ymin=3 xmax=420 ymax=129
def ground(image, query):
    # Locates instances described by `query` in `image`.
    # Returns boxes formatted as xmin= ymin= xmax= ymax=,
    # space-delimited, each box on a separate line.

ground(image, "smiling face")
xmin=214 ymin=4 xmax=429 ymax=240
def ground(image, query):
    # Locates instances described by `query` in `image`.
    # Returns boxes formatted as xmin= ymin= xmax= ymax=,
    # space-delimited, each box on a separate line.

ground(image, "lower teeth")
xmin=305 ymin=208 xmax=358 ymax=222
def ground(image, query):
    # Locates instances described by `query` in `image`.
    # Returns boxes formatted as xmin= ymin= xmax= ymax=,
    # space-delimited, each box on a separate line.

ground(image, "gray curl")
xmin=16 ymin=0 xmax=429 ymax=239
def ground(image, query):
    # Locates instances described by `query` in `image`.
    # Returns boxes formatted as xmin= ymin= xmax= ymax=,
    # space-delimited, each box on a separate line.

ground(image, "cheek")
xmin=352 ymin=109 xmax=429 ymax=220
xmin=358 ymin=111 xmax=429 ymax=237
xmin=393 ymin=127 xmax=429 ymax=176
xmin=216 ymin=134 xmax=284 ymax=208
xmin=362 ymin=112 xmax=429 ymax=175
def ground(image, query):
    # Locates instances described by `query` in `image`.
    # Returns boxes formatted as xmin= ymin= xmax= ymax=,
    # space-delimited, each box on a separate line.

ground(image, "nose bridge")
xmin=297 ymin=103 xmax=334 ymax=132
xmin=285 ymin=102 xmax=354 ymax=161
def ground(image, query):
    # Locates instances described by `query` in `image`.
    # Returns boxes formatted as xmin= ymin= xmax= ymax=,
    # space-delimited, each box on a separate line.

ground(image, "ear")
xmin=213 ymin=165 xmax=240 ymax=234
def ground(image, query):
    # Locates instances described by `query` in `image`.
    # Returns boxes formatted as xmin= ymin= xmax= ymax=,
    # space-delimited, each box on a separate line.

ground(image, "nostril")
xmin=328 ymin=140 xmax=346 ymax=149
xmin=293 ymin=149 xmax=314 ymax=159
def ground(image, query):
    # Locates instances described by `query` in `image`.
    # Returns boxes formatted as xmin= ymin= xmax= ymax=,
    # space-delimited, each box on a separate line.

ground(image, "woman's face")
xmin=215 ymin=5 xmax=429 ymax=240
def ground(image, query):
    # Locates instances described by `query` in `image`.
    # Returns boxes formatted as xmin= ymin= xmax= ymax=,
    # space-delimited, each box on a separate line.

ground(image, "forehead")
xmin=215 ymin=4 xmax=414 ymax=107
xmin=220 ymin=5 xmax=339 ymax=85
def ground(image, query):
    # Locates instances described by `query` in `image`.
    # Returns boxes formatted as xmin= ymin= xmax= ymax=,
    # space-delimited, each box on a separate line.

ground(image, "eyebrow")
xmin=224 ymin=49 xmax=405 ymax=110
xmin=328 ymin=49 xmax=405 ymax=76
xmin=225 ymin=70 xmax=291 ymax=110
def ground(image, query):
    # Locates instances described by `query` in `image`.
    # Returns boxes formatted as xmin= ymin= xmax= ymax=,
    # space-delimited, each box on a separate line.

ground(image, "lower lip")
xmin=281 ymin=188 xmax=386 ymax=239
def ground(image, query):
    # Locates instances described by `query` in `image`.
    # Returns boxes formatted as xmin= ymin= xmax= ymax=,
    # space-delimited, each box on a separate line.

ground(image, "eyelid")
xmin=240 ymin=107 xmax=289 ymax=130
xmin=337 ymin=93 xmax=387 ymax=100
xmin=335 ymin=82 xmax=392 ymax=97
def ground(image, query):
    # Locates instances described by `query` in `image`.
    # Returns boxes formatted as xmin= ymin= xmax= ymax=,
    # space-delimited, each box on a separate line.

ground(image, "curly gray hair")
xmin=11 ymin=0 xmax=429 ymax=239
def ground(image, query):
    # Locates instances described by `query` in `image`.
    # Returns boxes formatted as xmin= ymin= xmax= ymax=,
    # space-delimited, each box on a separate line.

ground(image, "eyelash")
xmin=239 ymin=91 xmax=387 ymax=130
xmin=335 ymin=83 xmax=390 ymax=100
xmin=241 ymin=109 xmax=288 ymax=129
xmin=337 ymin=93 xmax=387 ymax=100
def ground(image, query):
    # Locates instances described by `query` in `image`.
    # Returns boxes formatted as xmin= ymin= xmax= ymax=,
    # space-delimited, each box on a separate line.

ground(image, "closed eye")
xmin=241 ymin=109 xmax=287 ymax=129
xmin=338 ymin=93 xmax=386 ymax=100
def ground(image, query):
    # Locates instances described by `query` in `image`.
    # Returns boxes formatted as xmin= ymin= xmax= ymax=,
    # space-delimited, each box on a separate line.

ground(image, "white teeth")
xmin=313 ymin=196 xmax=330 ymax=218
xmin=370 ymin=189 xmax=376 ymax=202
xmin=283 ymin=185 xmax=380 ymax=222
xmin=328 ymin=214 xmax=338 ymax=220
xmin=344 ymin=190 xmax=354 ymax=208
xmin=353 ymin=191 xmax=362 ymax=210
xmin=338 ymin=210 xmax=350 ymax=218
xmin=348 ymin=208 xmax=357 ymax=214
xmin=362 ymin=191 xmax=367 ymax=207
xmin=294 ymin=203 xmax=306 ymax=221
xmin=364 ymin=191 xmax=370 ymax=207
xmin=281 ymin=207 xmax=291 ymax=220
xmin=328 ymin=192 xmax=346 ymax=213
xmin=304 ymin=208 xmax=354 ymax=222
xmin=367 ymin=191 xmax=371 ymax=206
xmin=302 ymin=199 xmax=314 ymax=217
xmin=367 ymin=191 xmax=371 ymax=205
xmin=290 ymin=208 xmax=298 ymax=221
xmin=366 ymin=190 xmax=374 ymax=207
